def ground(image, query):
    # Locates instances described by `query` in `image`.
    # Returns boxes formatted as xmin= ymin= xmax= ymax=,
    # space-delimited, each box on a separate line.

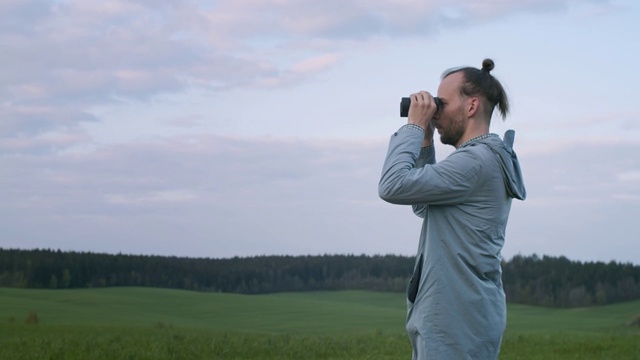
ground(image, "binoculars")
xmin=400 ymin=97 xmax=443 ymax=117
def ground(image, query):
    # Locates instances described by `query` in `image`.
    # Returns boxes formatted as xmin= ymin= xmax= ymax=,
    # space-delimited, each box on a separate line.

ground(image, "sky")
xmin=2 ymin=0 xmax=639 ymax=264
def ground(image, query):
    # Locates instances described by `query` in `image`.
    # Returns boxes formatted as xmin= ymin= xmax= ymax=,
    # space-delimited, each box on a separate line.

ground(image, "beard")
xmin=438 ymin=112 xmax=466 ymax=147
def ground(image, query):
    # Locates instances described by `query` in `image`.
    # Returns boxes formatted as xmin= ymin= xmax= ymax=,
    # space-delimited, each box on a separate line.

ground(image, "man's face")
xmin=434 ymin=72 xmax=467 ymax=147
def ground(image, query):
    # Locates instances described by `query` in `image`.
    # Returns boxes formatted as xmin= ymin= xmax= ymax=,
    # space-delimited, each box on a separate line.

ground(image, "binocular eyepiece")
xmin=400 ymin=97 xmax=443 ymax=117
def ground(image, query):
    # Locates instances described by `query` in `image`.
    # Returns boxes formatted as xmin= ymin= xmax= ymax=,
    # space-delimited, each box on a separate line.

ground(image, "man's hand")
xmin=408 ymin=91 xmax=437 ymax=147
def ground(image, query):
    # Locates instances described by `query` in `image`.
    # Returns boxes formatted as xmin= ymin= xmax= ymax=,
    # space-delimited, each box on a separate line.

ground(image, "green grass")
xmin=0 ymin=287 xmax=407 ymax=334
xmin=1 ymin=287 xmax=639 ymax=359
xmin=1 ymin=324 xmax=413 ymax=360
xmin=500 ymin=332 xmax=640 ymax=360
xmin=507 ymin=301 xmax=640 ymax=334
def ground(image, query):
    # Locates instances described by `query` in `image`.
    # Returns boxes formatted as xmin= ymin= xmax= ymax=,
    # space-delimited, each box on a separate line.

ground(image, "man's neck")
xmin=455 ymin=120 xmax=490 ymax=148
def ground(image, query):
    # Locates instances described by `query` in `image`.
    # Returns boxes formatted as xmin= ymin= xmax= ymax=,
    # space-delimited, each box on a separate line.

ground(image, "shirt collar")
xmin=458 ymin=133 xmax=498 ymax=149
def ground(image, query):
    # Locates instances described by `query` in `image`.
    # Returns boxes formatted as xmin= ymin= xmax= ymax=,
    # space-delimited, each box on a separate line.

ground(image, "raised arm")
xmin=378 ymin=127 xmax=480 ymax=206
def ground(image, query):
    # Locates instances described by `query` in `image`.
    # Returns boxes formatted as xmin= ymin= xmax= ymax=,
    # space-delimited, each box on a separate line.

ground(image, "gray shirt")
xmin=379 ymin=125 xmax=526 ymax=360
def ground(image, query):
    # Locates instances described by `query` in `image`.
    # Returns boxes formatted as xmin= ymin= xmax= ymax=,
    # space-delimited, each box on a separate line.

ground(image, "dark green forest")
xmin=1 ymin=248 xmax=639 ymax=308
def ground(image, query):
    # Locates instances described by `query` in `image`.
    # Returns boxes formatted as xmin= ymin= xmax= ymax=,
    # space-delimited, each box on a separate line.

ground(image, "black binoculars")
xmin=400 ymin=97 xmax=443 ymax=117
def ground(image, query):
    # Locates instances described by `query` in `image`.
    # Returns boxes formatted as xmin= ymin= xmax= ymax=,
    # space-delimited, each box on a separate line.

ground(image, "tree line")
xmin=1 ymin=248 xmax=639 ymax=308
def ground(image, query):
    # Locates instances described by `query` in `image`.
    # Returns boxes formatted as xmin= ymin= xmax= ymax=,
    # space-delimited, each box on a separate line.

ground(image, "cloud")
xmin=616 ymin=170 xmax=640 ymax=182
xmin=2 ymin=0 xmax=616 ymax=151
xmin=519 ymin=139 xmax=640 ymax=201
xmin=291 ymin=54 xmax=339 ymax=74
xmin=4 ymin=0 xmax=634 ymax=262
xmin=105 ymin=189 xmax=198 ymax=205
xmin=1 ymin=134 xmax=385 ymax=212
xmin=1 ymin=132 xmax=638 ymax=262
xmin=1 ymin=103 xmax=97 ymax=134
xmin=0 ymin=129 xmax=92 ymax=155
xmin=0 ymin=133 xmax=394 ymax=256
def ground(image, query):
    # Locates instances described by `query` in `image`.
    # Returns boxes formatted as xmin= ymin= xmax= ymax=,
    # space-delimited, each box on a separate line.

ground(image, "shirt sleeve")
xmin=412 ymin=145 xmax=436 ymax=218
xmin=415 ymin=145 xmax=435 ymax=168
xmin=379 ymin=127 xmax=480 ymax=206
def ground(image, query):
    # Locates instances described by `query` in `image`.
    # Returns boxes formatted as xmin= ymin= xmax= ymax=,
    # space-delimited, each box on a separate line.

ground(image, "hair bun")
xmin=481 ymin=58 xmax=494 ymax=73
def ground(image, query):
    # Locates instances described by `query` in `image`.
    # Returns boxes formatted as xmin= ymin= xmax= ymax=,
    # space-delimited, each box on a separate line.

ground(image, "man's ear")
xmin=467 ymin=97 xmax=479 ymax=117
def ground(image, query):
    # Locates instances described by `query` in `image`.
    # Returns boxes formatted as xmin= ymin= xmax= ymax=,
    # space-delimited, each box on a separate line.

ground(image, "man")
xmin=378 ymin=59 xmax=526 ymax=359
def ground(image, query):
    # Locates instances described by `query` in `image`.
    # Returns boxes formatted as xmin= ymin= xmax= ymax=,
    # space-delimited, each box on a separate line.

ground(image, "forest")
xmin=1 ymin=248 xmax=639 ymax=308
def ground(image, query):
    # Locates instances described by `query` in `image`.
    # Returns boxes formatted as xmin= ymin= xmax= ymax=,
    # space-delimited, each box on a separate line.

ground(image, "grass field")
xmin=1 ymin=287 xmax=639 ymax=359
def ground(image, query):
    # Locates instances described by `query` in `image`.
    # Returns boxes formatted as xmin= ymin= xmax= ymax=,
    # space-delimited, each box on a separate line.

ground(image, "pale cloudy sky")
xmin=2 ymin=0 xmax=639 ymax=264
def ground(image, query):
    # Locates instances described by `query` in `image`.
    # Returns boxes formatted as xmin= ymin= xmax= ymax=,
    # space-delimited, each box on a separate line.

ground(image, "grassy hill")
xmin=1 ymin=287 xmax=407 ymax=334
xmin=2 ymin=287 xmax=639 ymax=334
xmin=1 ymin=287 xmax=639 ymax=359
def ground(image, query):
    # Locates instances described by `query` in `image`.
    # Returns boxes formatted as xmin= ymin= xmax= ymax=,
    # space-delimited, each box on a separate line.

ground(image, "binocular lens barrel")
xmin=400 ymin=97 xmax=442 ymax=117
